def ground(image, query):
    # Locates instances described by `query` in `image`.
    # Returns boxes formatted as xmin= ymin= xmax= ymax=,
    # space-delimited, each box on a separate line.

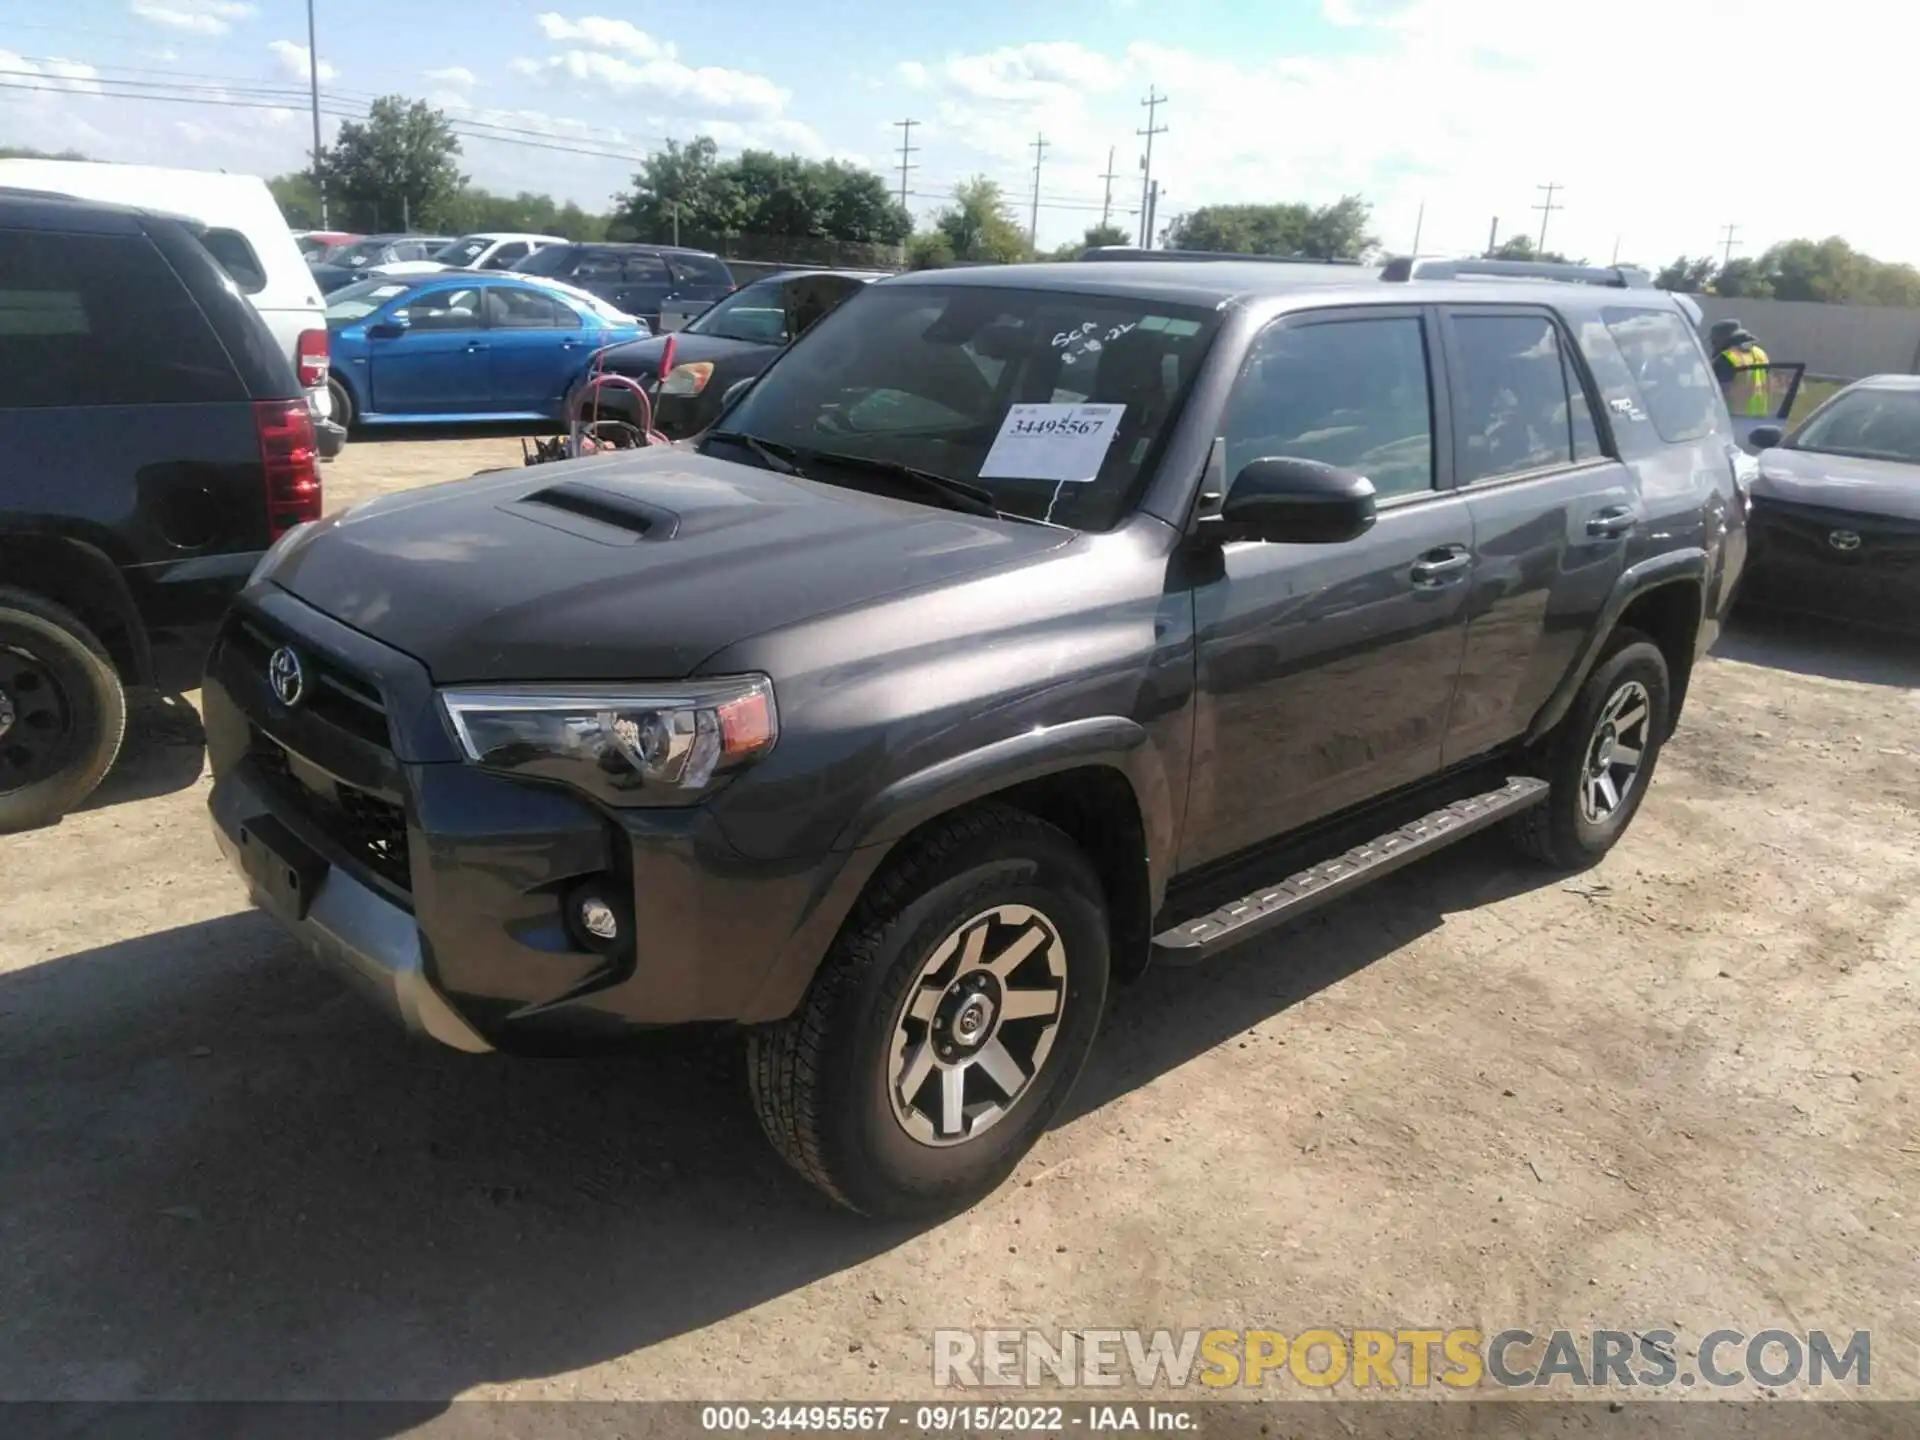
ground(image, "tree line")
xmin=1652 ymin=240 xmax=1920 ymax=306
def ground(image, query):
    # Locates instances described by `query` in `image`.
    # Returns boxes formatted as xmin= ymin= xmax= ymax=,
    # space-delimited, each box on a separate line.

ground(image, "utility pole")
xmin=892 ymin=118 xmax=918 ymax=215
xmin=306 ymin=0 xmax=327 ymax=227
xmin=1410 ymin=200 xmax=1424 ymax=258
xmin=1533 ymin=181 xmax=1562 ymax=254
xmin=1720 ymin=222 xmax=1741 ymax=267
xmin=1136 ymin=86 xmax=1168 ymax=248
xmin=1610 ymin=235 xmax=1622 ymax=266
xmin=1487 ymin=216 xmax=1499 ymax=256
xmin=1146 ymin=181 xmax=1161 ymax=249
xmin=1098 ymin=145 xmax=1120 ymax=229
xmin=1028 ymin=132 xmax=1049 ymax=249
xmin=671 ymin=199 xmax=680 ymax=248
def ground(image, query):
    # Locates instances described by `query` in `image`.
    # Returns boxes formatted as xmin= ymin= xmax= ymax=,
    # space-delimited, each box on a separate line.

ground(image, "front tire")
xmin=0 ymin=588 xmax=127 ymax=833
xmin=748 ymin=805 xmax=1110 ymax=1218
xmin=327 ymin=376 xmax=355 ymax=432
xmin=1511 ymin=631 xmax=1670 ymax=869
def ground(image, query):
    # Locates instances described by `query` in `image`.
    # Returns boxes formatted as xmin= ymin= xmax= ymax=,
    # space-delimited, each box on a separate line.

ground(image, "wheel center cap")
xmin=1593 ymin=726 xmax=1616 ymax=768
xmin=0 ymin=689 xmax=14 ymax=742
xmin=953 ymin=994 xmax=994 ymax=1042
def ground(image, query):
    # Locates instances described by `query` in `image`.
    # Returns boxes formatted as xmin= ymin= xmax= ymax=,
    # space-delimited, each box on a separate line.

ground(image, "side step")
xmin=1151 ymin=776 xmax=1550 ymax=965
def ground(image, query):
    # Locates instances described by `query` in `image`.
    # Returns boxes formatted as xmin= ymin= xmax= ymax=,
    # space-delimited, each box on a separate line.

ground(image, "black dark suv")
xmin=204 ymin=256 xmax=1746 ymax=1217
xmin=0 ymin=190 xmax=321 ymax=830
xmin=509 ymin=242 xmax=734 ymax=330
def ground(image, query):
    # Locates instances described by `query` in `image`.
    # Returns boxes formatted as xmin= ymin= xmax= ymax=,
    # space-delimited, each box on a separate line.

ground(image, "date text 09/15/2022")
xmin=699 ymin=1404 xmax=1197 ymax=1433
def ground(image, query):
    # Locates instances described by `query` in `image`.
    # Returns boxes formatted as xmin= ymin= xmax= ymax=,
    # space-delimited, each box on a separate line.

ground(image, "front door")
xmin=369 ymin=284 xmax=490 ymax=415
xmin=1185 ymin=307 xmax=1475 ymax=870
xmin=1437 ymin=306 xmax=1635 ymax=764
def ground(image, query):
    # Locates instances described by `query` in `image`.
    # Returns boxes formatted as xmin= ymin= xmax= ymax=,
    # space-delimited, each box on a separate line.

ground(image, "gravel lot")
xmin=3 ymin=432 xmax=1916 ymax=1419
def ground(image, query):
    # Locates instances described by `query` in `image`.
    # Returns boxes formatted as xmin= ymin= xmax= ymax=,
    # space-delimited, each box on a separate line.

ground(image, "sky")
xmin=0 ymin=0 xmax=1913 ymax=265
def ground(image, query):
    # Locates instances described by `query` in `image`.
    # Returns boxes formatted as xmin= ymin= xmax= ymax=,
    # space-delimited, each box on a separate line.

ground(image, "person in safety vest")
xmin=1709 ymin=318 xmax=1773 ymax=417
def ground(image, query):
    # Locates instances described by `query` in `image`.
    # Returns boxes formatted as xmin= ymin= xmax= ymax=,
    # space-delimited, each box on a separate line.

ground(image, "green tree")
xmin=0 ymin=144 xmax=89 ymax=160
xmin=320 ymin=95 xmax=466 ymax=232
xmin=1654 ymin=255 xmax=1718 ymax=292
xmin=1486 ymin=234 xmax=1581 ymax=265
xmin=614 ymin=137 xmax=732 ymax=241
xmin=1081 ymin=221 xmax=1131 ymax=250
xmin=615 ymin=142 xmax=908 ymax=246
xmin=267 ymin=171 xmax=323 ymax=229
xmin=1712 ymin=256 xmax=1775 ymax=299
xmin=1162 ymin=196 xmax=1376 ymax=259
xmin=932 ymin=177 xmax=1030 ymax=264
xmin=905 ymin=231 xmax=956 ymax=270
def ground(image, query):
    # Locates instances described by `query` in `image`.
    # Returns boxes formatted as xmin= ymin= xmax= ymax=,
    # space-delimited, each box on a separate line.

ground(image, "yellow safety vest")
xmin=1721 ymin=343 xmax=1772 ymax=416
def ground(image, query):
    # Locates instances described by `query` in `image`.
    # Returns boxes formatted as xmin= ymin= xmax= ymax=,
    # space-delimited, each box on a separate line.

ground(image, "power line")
xmin=892 ymin=117 xmax=917 ymax=215
xmin=1136 ymin=86 xmax=1167 ymax=248
xmin=1028 ymin=132 xmax=1048 ymax=248
xmin=1099 ymin=145 xmax=1120 ymax=228
xmin=1533 ymin=180 xmax=1562 ymax=253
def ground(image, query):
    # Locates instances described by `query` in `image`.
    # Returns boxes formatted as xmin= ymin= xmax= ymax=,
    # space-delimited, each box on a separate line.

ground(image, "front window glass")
xmin=394 ymin=286 xmax=483 ymax=331
xmin=687 ymin=278 xmax=791 ymax=344
xmin=328 ymin=240 xmax=387 ymax=269
xmin=1791 ymin=388 xmax=1920 ymax=464
xmin=714 ymin=283 xmax=1220 ymax=530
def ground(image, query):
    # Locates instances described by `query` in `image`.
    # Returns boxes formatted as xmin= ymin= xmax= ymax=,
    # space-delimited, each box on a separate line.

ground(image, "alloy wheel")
xmin=1580 ymin=679 xmax=1652 ymax=825
xmin=0 ymin=646 xmax=71 ymax=794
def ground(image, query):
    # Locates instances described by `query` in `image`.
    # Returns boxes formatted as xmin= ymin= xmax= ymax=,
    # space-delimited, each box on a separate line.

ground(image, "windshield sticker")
xmin=980 ymin=403 xmax=1126 ymax=483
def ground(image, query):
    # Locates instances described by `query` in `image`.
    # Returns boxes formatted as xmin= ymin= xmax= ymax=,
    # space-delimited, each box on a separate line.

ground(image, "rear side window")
xmin=1602 ymin=307 xmax=1720 ymax=444
xmin=199 ymin=227 xmax=267 ymax=294
xmin=0 ymin=228 xmax=241 ymax=408
xmin=622 ymin=253 xmax=671 ymax=283
xmin=568 ymin=250 xmax=626 ymax=281
xmin=486 ymin=287 xmax=578 ymax=329
xmin=1449 ymin=312 xmax=1594 ymax=484
xmin=668 ymin=254 xmax=730 ymax=287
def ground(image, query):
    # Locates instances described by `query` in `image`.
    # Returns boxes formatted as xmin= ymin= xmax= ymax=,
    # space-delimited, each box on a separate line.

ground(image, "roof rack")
xmin=1079 ymin=246 xmax=1368 ymax=266
xmin=1379 ymin=256 xmax=1653 ymax=288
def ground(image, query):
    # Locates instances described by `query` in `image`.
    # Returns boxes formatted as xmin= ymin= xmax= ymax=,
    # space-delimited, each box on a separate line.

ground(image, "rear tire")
xmin=1510 ymin=631 xmax=1670 ymax=869
xmin=748 ymin=805 xmax=1110 ymax=1218
xmin=0 ymin=588 xmax=127 ymax=833
xmin=327 ymin=376 xmax=355 ymax=432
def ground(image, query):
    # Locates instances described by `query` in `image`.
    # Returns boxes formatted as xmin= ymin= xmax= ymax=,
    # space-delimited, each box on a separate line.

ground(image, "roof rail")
xmin=1080 ymin=246 xmax=1368 ymax=266
xmin=1379 ymin=256 xmax=1653 ymax=289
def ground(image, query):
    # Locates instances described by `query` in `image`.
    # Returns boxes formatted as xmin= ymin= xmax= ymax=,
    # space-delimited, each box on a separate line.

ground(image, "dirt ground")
xmin=2 ymin=430 xmax=1916 ymax=1420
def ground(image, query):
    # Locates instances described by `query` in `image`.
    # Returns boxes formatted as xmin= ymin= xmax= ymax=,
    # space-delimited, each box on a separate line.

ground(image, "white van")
xmin=0 ymin=159 xmax=341 ymax=455
xmin=373 ymin=232 xmax=563 ymax=276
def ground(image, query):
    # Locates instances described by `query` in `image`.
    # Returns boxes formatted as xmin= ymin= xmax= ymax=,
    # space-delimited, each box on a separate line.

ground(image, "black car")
xmin=0 ymin=189 xmax=320 ymax=830
xmin=510 ymin=242 xmax=733 ymax=330
xmin=308 ymin=234 xmax=455 ymax=295
xmin=587 ymin=268 xmax=880 ymax=438
xmin=1740 ymin=375 xmax=1920 ymax=629
xmin=206 ymin=257 xmax=1744 ymax=1217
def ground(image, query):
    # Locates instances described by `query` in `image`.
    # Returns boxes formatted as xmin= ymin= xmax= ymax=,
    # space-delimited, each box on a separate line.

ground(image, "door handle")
xmin=1410 ymin=546 xmax=1471 ymax=586
xmin=465 ymin=341 xmax=488 ymax=353
xmin=1586 ymin=505 xmax=1638 ymax=539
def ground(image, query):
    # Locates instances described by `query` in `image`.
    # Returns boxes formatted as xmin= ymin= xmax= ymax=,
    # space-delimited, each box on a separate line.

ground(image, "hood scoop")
xmin=504 ymin=480 xmax=682 ymax=545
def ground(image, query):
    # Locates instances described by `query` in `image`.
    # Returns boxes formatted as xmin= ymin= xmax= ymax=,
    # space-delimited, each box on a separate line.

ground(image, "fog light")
xmin=578 ymin=896 xmax=620 ymax=942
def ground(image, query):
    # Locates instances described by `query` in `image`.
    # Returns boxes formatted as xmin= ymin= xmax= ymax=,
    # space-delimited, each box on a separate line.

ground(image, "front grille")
xmin=251 ymin=730 xmax=413 ymax=894
xmin=1749 ymin=499 xmax=1920 ymax=570
xmin=223 ymin=616 xmax=393 ymax=747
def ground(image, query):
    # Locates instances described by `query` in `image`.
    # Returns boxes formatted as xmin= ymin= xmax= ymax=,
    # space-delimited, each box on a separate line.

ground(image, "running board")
xmin=1151 ymin=776 xmax=1550 ymax=964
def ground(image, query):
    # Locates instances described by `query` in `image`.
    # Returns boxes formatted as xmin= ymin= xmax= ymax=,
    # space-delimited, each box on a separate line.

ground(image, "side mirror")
xmin=1214 ymin=457 xmax=1377 ymax=545
xmin=1747 ymin=424 xmax=1785 ymax=450
xmin=367 ymin=318 xmax=408 ymax=340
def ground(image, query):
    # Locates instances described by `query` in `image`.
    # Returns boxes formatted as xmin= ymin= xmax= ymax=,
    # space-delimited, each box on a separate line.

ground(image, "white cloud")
xmin=425 ymin=66 xmax=476 ymax=87
xmin=514 ymin=50 xmax=787 ymax=116
xmin=901 ymin=1 xmax=1920 ymax=265
xmin=0 ymin=50 xmax=104 ymax=97
xmin=267 ymin=40 xmax=335 ymax=84
xmin=896 ymin=60 xmax=928 ymax=89
xmin=534 ymin=13 xmax=674 ymax=59
xmin=127 ymin=0 xmax=256 ymax=36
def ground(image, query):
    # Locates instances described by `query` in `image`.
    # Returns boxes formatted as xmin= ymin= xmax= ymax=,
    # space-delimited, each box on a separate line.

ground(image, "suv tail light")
xmin=295 ymin=328 xmax=329 ymax=388
xmin=256 ymin=398 xmax=322 ymax=539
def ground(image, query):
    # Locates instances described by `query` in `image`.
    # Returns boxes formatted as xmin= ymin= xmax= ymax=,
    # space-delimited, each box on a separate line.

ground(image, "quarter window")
xmin=1224 ymin=316 xmax=1436 ymax=500
xmin=1449 ymin=313 xmax=1594 ymax=484
xmin=1602 ymin=307 xmax=1721 ymax=444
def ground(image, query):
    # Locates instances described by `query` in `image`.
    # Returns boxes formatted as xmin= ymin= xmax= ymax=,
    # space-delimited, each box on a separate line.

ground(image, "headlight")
xmin=440 ymin=676 xmax=778 ymax=806
xmin=659 ymin=362 xmax=715 ymax=396
xmin=248 ymin=519 xmax=314 ymax=586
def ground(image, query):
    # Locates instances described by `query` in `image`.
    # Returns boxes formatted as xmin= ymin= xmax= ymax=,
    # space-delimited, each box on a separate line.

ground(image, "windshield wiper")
xmin=704 ymin=431 xmax=804 ymax=476
xmin=785 ymin=446 xmax=1003 ymax=519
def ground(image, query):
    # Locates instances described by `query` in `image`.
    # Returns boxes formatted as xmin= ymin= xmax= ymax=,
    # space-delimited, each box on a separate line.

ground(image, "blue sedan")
xmin=323 ymin=274 xmax=649 ymax=428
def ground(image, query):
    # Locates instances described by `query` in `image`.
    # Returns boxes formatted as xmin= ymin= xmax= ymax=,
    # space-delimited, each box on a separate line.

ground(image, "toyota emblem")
xmin=1828 ymin=529 xmax=1862 ymax=553
xmin=268 ymin=646 xmax=306 ymax=707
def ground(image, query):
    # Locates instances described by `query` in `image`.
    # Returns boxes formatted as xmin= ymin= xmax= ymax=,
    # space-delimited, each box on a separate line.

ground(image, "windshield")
xmin=511 ymin=245 xmax=578 ymax=276
xmin=712 ymin=283 xmax=1218 ymax=530
xmin=687 ymin=278 xmax=792 ymax=344
xmin=325 ymin=240 xmax=392 ymax=269
xmin=326 ymin=279 xmax=414 ymax=323
xmin=1791 ymin=388 xmax=1920 ymax=465
xmin=434 ymin=236 xmax=492 ymax=267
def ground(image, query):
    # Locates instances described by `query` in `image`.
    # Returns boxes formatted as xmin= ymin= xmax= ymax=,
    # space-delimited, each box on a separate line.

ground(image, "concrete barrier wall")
xmin=1687 ymin=295 xmax=1920 ymax=381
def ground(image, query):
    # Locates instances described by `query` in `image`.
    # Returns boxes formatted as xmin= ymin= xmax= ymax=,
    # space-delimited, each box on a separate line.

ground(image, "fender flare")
xmin=1524 ymin=548 xmax=1706 ymax=746
xmin=0 ymin=530 xmax=152 ymax=685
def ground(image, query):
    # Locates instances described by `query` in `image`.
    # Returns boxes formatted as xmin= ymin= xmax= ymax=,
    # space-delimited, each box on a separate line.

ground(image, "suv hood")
xmin=1755 ymin=446 xmax=1920 ymax=520
xmin=267 ymin=446 xmax=1070 ymax=683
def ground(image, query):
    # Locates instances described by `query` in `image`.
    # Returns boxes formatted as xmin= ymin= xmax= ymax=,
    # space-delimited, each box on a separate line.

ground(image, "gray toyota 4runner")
xmin=204 ymin=256 xmax=1748 ymax=1217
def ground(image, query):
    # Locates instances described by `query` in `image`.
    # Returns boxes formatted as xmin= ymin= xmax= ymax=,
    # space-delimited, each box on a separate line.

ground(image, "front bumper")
xmin=210 ymin=767 xmax=491 ymax=1053
xmin=203 ymin=588 xmax=882 ymax=1052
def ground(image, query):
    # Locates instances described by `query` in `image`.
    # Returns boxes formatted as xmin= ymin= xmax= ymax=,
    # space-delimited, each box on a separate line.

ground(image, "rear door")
xmin=610 ymin=251 xmax=674 ymax=325
xmin=1437 ymin=305 xmax=1634 ymax=764
xmin=368 ymin=283 xmax=491 ymax=414
xmin=1185 ymin=305 xmax=1475 ymax=867
xmin=482 ymin=285 xmax=588 ymax=410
